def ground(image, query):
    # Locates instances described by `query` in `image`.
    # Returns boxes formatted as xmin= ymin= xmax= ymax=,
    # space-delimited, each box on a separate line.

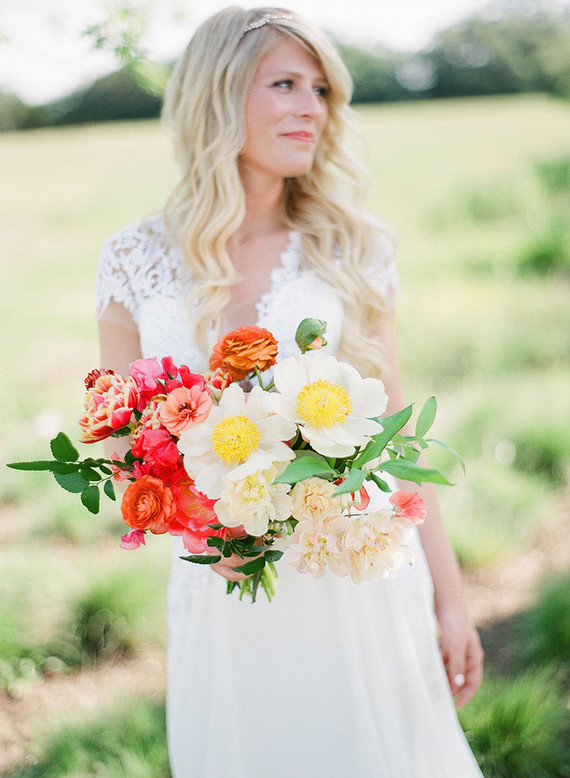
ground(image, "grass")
xmin=460 ymin=669 xmax=570 ymax=778
xmin=1 ymin=94 xmax=569 ymax=773
xmin=3 ymin=700 xmax=171 ymax=778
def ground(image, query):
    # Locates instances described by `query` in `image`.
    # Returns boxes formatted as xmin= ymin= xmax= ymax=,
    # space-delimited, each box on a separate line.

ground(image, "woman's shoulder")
xmin=100 ymin=215 xmax=170 ymax=265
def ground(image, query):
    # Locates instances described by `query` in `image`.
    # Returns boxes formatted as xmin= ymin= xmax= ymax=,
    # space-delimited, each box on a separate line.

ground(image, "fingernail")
xmin=454 ymin=673 xmax=465 ymax=686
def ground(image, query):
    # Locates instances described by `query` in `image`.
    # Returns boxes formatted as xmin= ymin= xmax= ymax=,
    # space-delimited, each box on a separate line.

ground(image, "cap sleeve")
xmin=95 ymin=224 xmax=144 ymax=325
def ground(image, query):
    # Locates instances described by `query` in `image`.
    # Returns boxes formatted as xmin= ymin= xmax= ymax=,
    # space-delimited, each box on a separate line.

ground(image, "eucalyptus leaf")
xmin=53 ymin=471 xmax=90 ymax=493
xmin=81 ymin=484 xmax=100 ymax=514
xmin=415 ymin=396 xmax=437 ymax=438
xmin=180 ymin=554 xmax=222 ymax=564
xmin=50 ymin=432 xmax=79 ymax=463
xmin=352 ymin=405 xmax=413 ymax=469
xmin=379 ymin=459 xmax=452 ymax=486
xmin=334 ymin=468 xmax=366 ymax=495
xmin=274 ymin=455 xmax=336 ymax=485
xmin=103 ymin=479 xmax=116 ymax=501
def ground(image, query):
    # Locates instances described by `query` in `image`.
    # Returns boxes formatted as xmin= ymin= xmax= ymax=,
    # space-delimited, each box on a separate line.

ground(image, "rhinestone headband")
xmin=242 ymin=13 xmax=294 ymax=35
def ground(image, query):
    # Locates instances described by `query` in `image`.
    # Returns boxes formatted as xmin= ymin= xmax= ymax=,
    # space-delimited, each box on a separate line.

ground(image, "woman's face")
xmin=240 ymin=36 xmax=329 ymax=184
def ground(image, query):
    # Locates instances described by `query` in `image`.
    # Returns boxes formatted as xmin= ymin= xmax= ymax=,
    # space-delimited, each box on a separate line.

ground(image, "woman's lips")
xmin=282 ymin=131 xmax=314 ymax=142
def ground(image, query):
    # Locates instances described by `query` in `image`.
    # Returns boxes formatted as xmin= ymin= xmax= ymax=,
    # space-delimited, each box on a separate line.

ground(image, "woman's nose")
xmin=294 ymin=87 xmax=326 ymax=119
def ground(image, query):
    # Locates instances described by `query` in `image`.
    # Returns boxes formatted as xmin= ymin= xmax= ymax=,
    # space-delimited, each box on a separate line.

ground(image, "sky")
xmin=0 ymin=0 xmax=568 ymax=104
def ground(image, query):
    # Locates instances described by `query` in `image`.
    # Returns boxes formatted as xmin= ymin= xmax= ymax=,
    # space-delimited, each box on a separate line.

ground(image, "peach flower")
xmin=159 ymin=385 xmax=212 ymax=436
xmin=209 ymin=326 xmax=278 ymax=380
xmin=389 ymin=491 xmax=426 ymax=525
xmin=121 ymin=475 xmax=177 ymax=534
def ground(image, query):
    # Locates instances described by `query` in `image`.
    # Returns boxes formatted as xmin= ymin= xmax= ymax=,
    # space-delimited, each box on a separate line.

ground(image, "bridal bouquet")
xmin=8 ymin=319 xmax=462 ymax=602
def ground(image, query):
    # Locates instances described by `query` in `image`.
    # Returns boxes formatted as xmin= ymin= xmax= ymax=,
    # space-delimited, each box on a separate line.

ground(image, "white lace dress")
xmin=96 ymin=217 xmax=483 ymax=778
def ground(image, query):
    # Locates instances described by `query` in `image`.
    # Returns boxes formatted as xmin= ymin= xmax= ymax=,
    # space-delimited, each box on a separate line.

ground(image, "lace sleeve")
xmin=368 ymin=232 xmax=400 ymax=304
xmin=95 ymin=224 xmax=143 ymax=325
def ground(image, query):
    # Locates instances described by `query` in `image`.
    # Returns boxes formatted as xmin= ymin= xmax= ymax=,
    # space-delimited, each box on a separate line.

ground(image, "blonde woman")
xmin=96 ymin=6 xmax=484 ymax=776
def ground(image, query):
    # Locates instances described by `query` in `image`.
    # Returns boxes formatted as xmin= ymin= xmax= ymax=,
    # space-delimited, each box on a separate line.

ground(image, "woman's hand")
xmin=437 ymin=602 xmax=484 ymax=709
xmin=210 ymin=553 xmax=252 ymax=582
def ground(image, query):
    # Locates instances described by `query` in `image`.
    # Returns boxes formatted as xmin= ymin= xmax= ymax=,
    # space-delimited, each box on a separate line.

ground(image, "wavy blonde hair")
xmin=162 ymin=5 xmax=394 ymax=378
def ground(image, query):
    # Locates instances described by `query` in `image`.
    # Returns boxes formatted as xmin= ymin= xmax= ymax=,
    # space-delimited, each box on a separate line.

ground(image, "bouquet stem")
xmin=227 ymin=560 xmax=279 ymax=603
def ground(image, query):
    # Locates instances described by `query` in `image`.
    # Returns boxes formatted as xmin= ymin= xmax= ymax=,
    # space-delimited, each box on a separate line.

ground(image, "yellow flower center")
xmin=296 ymin=380 xmax=352 ymax=428
xmin=211 ymin=414 xmax=262 ymax=464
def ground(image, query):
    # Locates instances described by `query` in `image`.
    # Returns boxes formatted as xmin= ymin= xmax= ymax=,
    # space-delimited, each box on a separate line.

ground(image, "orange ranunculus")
xmin=121 ymin=475 xmax=177 ymax=534
xmin=209 ymin=326 xmax=278 ymax=380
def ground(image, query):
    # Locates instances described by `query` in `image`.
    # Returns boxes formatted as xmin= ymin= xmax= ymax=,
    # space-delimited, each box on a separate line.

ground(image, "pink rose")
xmin=79 ymin=373 xmax=139 ymax=443
xmin=120 ymin=528 xmax=147 ymax=549
xmin=389 ymin=491 xmax=426 ymax=525
xmin=131 ymin=427 xmax=181 ymax=481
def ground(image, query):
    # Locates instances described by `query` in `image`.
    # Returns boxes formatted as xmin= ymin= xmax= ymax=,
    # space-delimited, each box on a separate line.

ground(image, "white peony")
xmin=266 ymin=353 xmax=388 ymax=458
xmin=177 ymin=383 xmax=295 ymax=499
xmin=215 ymin=463 xmax=293 ymax=536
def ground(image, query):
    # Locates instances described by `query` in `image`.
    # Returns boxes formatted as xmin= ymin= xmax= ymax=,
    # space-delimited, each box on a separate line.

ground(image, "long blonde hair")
xmin=162 ymin=5 xmax=394 ymax=377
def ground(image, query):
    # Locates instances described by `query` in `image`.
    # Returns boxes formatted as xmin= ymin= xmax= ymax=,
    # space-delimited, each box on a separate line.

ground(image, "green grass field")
xmin=1 ymin=94 xmax=569 ymax=775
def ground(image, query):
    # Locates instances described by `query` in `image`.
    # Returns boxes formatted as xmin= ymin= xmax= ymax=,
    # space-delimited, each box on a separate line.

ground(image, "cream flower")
xmin=215 ymin=463 xmax=293 ymax=536
xmin=284 ymin=514 xmax=350 ymax=578
xmin=266 ymin=353 xmax=388 ymax=458
xmin=290 ymin=477 xmax=342 ymax=521
xmin=342 ymin=511 xmax=410 ymax=583
xmin=177 ymin=383 xmax=295 ymax=499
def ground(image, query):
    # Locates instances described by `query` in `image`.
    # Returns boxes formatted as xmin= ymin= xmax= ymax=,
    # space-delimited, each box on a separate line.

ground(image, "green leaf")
xmin=352 ymin=405 xmax=413 ymax=469
xmin=427 ymin=438 xmax=466 ymax=475
xmin=103 ymin=479 xmax=116 ymax=501
xmin=50 ymin=432 xmax=79 ymax=463
xmin=207 ymin=537 xmax=225 ymax=549
xmin=233 ymin=556 xmax=266 ymax=575
xmin=180 ymin=554 xmax=222 ymax=564
xmin=80 ymin=466 xmax=103 ymax=482
xmin=53 ymin=471 xmax=90 ymax=493
xmin=415 ymin=396 xmax=437 ymax=438
xmin=273 ymin=454 xmax=337 ymax=485
xmin=366 ymin=472 xmax=391 ymax=492
xmin=264 ymin=549 xmax=283 ymax=563
xmin=7 ymin=460 xmax=71 ymax=471
xmin=334 ymin=468 xmax=366 ymax=495
xmin=81 ymin=485 xmax=100 ymax=514
xmin=379 ymin=459 xmax=452 ymax=486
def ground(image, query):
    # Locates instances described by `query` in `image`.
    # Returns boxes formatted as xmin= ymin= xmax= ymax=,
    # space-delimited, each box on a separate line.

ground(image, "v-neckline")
xmin=220 ymin=230 xmax=300 ymax=332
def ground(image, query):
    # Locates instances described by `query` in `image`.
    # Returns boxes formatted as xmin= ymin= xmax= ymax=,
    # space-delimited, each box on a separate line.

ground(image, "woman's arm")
xmin=377 ymin=310 xmax=483 ymax=709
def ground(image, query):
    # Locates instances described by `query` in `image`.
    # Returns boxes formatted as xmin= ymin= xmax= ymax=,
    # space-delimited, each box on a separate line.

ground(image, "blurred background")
xmin=1 ymin=1 xmax=569 ymax=775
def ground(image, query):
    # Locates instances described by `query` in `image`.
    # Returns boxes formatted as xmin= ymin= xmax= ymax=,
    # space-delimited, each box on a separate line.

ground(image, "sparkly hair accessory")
xmin=242 ymin=13 xmax=294 ymax=35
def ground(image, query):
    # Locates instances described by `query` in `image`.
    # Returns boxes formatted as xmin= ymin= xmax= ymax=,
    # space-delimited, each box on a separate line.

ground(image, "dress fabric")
xmin=96 ymin=217 xmax=483 ymax=778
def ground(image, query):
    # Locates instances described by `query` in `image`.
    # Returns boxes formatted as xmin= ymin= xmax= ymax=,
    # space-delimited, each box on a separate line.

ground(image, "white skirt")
xmin=166 ymin=496 xmax=483 ymax=777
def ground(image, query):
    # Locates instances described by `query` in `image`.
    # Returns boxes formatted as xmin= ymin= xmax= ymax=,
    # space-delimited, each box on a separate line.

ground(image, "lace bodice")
xmin=95 ymin=216 xmax=399 ymax=369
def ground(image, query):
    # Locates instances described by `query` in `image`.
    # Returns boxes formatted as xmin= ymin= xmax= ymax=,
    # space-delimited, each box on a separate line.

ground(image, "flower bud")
xmin=295 ymin=318 xmax=328 ymax=353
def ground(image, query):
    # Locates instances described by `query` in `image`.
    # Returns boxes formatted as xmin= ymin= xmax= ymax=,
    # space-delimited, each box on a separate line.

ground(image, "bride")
xmin=96 ymin=7 xmax=484 ymax=776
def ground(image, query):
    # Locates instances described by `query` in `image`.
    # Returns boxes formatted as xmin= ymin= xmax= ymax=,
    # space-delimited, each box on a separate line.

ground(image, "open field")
xmin=1 ymin=94 xmax=569 ymax=775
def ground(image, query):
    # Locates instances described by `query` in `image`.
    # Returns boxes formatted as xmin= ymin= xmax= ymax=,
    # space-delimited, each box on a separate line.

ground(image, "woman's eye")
xmin=273 ymin=79 xmax=293 ymax=89
xmin=314 ymin=85 xmax=330 ymax=98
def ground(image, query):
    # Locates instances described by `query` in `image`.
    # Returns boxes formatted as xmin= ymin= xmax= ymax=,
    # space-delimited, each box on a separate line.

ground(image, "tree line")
xmin=1 ymin=0 xmax=569 ymax=132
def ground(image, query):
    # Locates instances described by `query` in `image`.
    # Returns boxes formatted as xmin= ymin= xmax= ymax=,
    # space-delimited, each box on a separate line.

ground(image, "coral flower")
xmin=121 ymin=475 xmax=177 ymax=534
xmin=389 ymin=491 xmax=426 ymax=525
xmin=266 ymin=353 xmax=388 ymax=458
xmin=79 ymin=373 xmax=139 ymax=443
xmin=210 ymin=326 xmax=278 ymax=380
xmin=159 ymin=385 xmax=213 ymax=436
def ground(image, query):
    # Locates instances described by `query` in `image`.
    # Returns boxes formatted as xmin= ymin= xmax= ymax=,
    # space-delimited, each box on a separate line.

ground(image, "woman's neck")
xmin=234 ymin=171 xmax=286 ymax=244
